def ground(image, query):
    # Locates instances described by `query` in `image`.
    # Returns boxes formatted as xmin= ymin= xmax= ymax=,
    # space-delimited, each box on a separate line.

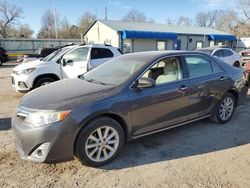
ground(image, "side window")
xmin=142 ymin=57 xmax=183 ymax=85
xmin=91 ymin=48 xmax=114 ymax=60
xmin=63 ymin=47 xmax=89 ymax=62
xmin=185 ymin=56 xmax=213 ymax=77
xmin=222 ymin=49 xmax=233 ymax=57
xmin=213 ymin=50 xmax=222 ymax=58
xmin=211 ymin=61 xmax=223 ymax=73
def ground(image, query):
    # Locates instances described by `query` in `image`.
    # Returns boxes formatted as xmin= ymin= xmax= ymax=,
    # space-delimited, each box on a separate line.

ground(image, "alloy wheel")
xmin=85 ymin=126 xmax=119 ymax=162
xmin=219 ymin=97 xmax=234 ymax=121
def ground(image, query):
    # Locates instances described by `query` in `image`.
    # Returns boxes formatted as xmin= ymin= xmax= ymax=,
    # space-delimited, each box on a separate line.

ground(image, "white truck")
xmin=11 ymin=44 xmax=122 ymax=92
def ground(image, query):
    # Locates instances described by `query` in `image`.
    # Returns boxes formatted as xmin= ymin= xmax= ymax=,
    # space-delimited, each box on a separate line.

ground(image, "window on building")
xmin=157 ymin=41 xmax=166 ymax=51
xmin=196 ymin=41 xmax=203 ymax=49
xmin=90 ymin=48 xmax=114 ymax=60
xmin=210 ymin=41 xmax=215 ymax=47
xmin=123 ymin=40 xmax=132 ymax=54
xmin=218 ymin=41 xmax=223 ymax=46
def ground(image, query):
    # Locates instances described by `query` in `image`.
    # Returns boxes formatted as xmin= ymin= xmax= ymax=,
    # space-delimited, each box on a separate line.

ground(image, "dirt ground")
xmin=1 ymin=62 xmax=250 ymax=188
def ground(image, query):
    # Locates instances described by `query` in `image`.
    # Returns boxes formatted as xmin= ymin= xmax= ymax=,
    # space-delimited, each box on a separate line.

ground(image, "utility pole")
xmin=105 ymin=7 xmax=108 ymax=20
xmin=53 ymin=1 xmax=58 ymax=39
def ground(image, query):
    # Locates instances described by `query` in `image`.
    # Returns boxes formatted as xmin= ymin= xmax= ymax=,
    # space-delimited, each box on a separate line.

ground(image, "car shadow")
xmin=0 ymin=118 xmax=11 ymax=131
xmin=102 ymin=102 xmax=250 ymax=170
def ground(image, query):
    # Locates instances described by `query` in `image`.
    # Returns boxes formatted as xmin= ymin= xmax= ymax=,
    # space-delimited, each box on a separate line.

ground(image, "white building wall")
xmin=84 ymin=21 xmax=120 ymax=48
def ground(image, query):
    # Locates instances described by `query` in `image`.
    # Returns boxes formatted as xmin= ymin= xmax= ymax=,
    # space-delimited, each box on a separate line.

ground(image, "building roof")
xmin=98 ymin=19 xmax=229 ymax=35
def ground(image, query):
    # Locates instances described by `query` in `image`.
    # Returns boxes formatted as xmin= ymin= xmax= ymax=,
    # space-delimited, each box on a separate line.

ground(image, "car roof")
xmin=119 ymin=50 xmax=211 ymax=61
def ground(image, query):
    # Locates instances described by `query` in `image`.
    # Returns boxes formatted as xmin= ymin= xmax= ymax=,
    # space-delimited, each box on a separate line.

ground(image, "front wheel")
xmin=212 ymin=93 xmax=236 ymax=124
xmin=34 ymin=77 xmax=56 ymax=88
xmin=75 ymin=117 xmax=124 ymax=167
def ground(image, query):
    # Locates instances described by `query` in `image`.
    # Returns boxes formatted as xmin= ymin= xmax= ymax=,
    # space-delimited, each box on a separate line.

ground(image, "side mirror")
xmin=56 ymin=58 xmax=61 ymax=64
xmin=136 ymin=77 xmax=155 ymax=88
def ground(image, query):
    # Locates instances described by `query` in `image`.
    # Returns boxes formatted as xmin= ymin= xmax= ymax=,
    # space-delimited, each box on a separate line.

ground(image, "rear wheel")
xmin=212 ymin=93 xmax=236 ymax=124
xmin=233 ymin=61 xmax=240 ymax=67
xmin=75 ymin=117 xmax=124 ymax=167
xmin=34 ymin=77 xmax=55 ymax=88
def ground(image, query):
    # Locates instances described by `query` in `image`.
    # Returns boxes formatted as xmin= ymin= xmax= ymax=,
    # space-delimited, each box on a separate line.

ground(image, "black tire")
xmin=75 ymin=117 xmax=124 ymax=167
xmin=211 ymin=92 xmax=236 ymax=124
xmin=233 ymin=61 xmax=240 ymax=67
xmin=34 ymin=77 xmax=55 ymax=88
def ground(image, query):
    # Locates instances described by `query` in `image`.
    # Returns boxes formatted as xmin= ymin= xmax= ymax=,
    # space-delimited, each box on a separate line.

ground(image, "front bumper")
xmin=11 ymin=73 xmax=32 ymax=92
xmin=12 ymin=107 xmax=80 ymax=163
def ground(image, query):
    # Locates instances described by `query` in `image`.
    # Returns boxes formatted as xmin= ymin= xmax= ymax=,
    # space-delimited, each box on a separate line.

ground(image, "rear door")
xmin=222 ymin=49 xmax=234 ymax=65
xmin=183 ymin=54 xmax=227 ymax=119
xmin=61 ymin=47 xmax=90 ymax=78
xmin=88 ymin=48 xmax=114 ymax=70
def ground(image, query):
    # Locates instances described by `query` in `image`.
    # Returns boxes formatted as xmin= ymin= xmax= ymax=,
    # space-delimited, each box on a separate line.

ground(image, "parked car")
xmin=196 ymin=47 xmax=242 ymax=67
xmin=0 ymin=47 xmax=9 ymax=66
xmin=12 ymin=51 xmax=247 ymax=167
xmin=11 ymin=44 xmax=121 ymax=92
xmin=18 ymin=48 xmax=57 ymax=63
xmin=17 ymin=43 xmax=76 ymax=63
xmin=239 ymin=49 xmax=250 ymax=66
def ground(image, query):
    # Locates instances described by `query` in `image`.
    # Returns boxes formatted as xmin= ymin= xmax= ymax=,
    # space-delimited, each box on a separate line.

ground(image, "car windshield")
xmin=42 ymin=47 xmax=71 ymax=62
xmin=82 ymin=54 xmax=151 ymax=86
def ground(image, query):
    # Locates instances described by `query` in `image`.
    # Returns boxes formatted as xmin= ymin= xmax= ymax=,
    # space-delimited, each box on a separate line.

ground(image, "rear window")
xmin=91 ymin=48 xmax=114 ymax=60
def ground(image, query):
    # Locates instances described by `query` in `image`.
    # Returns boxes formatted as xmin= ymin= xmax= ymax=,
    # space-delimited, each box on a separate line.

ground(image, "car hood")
xmin=18 ymin=78 xmax=115 ymax=110
xmin=13 ymin=59 xmax=45 ymax=71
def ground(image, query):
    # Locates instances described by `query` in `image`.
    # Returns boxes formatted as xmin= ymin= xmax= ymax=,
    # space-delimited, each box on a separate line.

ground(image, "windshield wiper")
xmin=84 ymin=77 xmax=107 ymax=85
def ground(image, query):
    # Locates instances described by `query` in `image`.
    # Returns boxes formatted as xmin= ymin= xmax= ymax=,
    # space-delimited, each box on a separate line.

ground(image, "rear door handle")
xmin=179 ymin=85 xmax=188 ymax=92
xmin=220 ymin=76 xmax=226 ymax=81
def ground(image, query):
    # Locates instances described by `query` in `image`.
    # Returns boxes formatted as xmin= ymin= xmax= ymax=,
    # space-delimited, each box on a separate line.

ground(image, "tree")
xmin=122 ymin=9 xmax=148 ymax=22
xmin=58 ymin=17 xmax=79 ymax=39
xmin=0 ymin=1 xmax=23 ymax=38
xmin=37 ymin=9 xmax=59 ymax=38
xmin=18 ymin=24 xmax=33 ymax=38
xmin=78 ymin=12 xmax=96 ymax=34
xmin=195 ymin=10 xmax=221 ymax=28
xmin=177 ymin=16 xmax=192 ymax=26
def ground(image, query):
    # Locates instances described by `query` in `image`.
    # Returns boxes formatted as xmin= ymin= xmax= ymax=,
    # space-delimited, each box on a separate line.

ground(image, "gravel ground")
xmin=1 ymin=62 xmax=250 ymax=188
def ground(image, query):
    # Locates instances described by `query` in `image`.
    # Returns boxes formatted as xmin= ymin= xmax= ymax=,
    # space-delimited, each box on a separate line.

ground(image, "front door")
xmin=61 ymin=47 xmax=90 ymax=78
xmin=129 ymin=56 xmax=190 ymax=136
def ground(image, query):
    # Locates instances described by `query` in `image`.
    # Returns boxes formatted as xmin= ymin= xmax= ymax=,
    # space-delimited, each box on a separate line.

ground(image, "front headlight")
xmin=17 ymin=68 xmax=36 ymax=75
xmin=25 ymin=110 xmax=71 ymax=127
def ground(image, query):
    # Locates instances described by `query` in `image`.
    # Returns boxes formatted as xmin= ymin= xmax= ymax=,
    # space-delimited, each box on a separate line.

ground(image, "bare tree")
xmin=78 ymin=12 xmax=96 ymax=34
xmin=18 ymin=24 xmax=33 ymax=38
xmin=58 ymin=17 xmax=79 ymax=39
xmin=0 ymin=1 xmax=23 ymax=38
xmin=122 ymin=9 xmax=147 ymax=22
xmin=177 ymin=16 xmax=192 ymax=26
xmin=37 ymin=9 xmax=59 ymax=38
xmin=195 ymin=10 xmax=220 ymax=28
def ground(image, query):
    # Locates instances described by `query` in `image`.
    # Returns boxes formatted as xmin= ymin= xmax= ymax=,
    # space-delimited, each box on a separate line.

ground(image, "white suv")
xmin=11 ymin=44 xmax=122 ymax=92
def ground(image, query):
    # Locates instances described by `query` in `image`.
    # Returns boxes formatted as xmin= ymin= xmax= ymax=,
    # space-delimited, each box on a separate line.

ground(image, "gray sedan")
xmin=12 ymin=51 xmax=247 ymax=167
